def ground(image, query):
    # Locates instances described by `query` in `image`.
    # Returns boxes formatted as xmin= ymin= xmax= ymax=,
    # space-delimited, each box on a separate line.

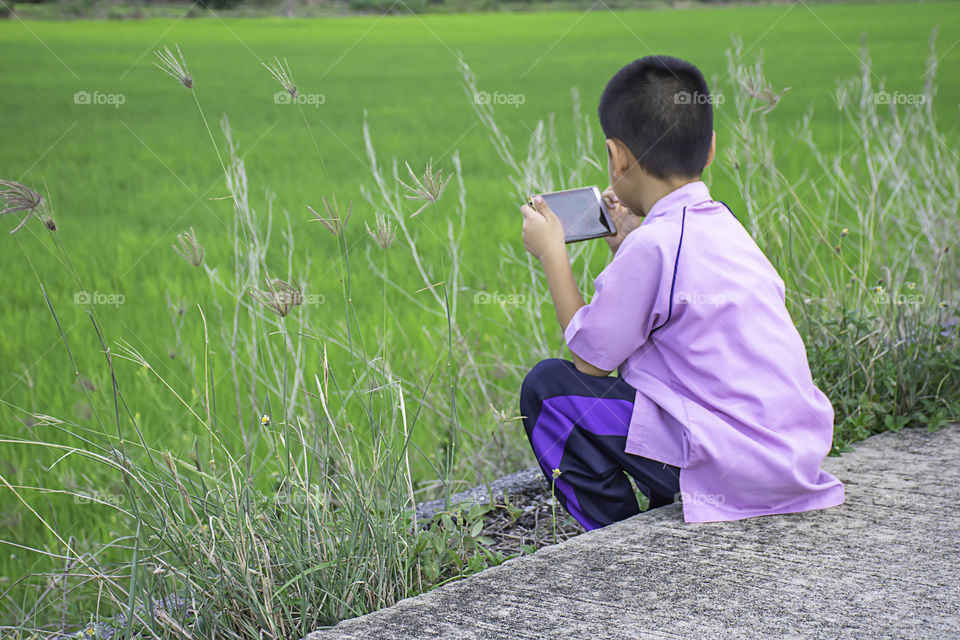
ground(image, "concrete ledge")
xmin=304 ymin=425 xmax=960 ymax=639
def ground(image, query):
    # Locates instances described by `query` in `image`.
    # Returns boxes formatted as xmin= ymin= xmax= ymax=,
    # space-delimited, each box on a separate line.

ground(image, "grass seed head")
xmin=161 ymin=450 xmax=177 ymax=475
xmin=0 ymin=179 xmax=52 ymax=234
xmin=364 ymin=211 xmax=396 ymax=249
xmin=263 ymin=56 xmax=297 ymax=98
xmin=173 ymin=226 xmax=204 ymax=267
xmin=153 ymin=44 xmax=193 ymax=89
xmin=308 ymin=196 xmax=352 ymax=237
xmin=398 ymin=158 xmax=451 ymax=217
xmin=250 ymin=277 xmax=303 ymax=318
xmin=736 ymin=67 xmax=791 ymax=114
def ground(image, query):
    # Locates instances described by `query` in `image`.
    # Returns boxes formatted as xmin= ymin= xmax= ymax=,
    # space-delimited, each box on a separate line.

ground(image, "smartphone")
xmin=529 ymin=186 xmax=617 ymax=243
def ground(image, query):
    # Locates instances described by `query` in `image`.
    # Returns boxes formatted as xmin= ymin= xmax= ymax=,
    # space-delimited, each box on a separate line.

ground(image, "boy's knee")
xmin=520 ymin=358 xmax=574 ymax=404
xmin=520 ymin=359 xmax=580 ymax=441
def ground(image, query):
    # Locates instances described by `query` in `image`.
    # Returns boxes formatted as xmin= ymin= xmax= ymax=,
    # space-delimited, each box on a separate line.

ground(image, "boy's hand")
xmin=520 ymin=195 xmax=566 ymax=262
xmin=602 ymin=186 xmax=644 ymax=254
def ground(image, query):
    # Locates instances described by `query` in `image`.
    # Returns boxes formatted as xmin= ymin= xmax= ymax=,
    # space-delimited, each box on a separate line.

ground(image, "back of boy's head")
xmin=598 ymin=55 xmax=713 ymax=181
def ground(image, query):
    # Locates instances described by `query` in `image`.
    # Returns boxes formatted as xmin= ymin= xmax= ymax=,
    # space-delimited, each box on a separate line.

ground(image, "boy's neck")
xmin=637 ymin=175 xmax=703 ymax=217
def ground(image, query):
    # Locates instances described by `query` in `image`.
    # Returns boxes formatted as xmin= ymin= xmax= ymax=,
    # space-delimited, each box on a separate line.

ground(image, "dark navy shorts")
xmin=519 ymin=358 xmax=681 ymax=531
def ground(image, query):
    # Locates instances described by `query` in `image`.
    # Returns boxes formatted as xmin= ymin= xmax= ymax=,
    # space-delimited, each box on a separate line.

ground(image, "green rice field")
xmin=1 ymin=2 xmax=958 ymax=632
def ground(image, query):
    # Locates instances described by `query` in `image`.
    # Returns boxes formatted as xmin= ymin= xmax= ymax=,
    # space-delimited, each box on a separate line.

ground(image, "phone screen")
xmin=539 ymin=187 xmax=615 ymax=243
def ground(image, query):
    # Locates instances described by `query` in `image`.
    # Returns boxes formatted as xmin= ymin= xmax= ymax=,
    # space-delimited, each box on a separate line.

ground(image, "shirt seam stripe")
xmin=650 ymin=205 xmax=687 ymax=336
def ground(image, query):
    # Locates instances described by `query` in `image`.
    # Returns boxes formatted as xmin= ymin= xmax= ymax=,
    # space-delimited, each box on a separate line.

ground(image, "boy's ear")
xmin=703 ymin=130 xmax=717 ymax=170
xmin=605 ymin=138 xmax=631 ymax=178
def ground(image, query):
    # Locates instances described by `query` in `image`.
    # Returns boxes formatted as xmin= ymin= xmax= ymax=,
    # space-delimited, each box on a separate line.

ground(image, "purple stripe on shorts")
xmin=530 ymin=394 xmax=633 ymax=530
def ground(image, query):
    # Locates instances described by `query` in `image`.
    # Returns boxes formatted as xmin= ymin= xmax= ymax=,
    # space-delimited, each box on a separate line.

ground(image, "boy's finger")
xmin=520 ymin=204 xmax=542 ymax=220
xmin=531 ymin=195 xmax=557 ymax=219
xmin=520 ymin=203 xmax=544 ymax=220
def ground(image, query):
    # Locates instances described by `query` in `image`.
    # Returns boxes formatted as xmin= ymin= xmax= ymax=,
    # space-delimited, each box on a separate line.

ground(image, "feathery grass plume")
xmin=397 ymin=159 xmax=451 ymax=217
xmin=153 ymin=44 xmax=193 ymax=89
xmin=249 ymin=277 xmax=303 ymax=318
xmin=726 ymin=39 xmax=790 ymax=114
xmin=172 ymin=226 xmax=204 ymax=267
xmin=364 ymin=211 xmax=396 ymax=249
xmin=308 ymin=195 xmax=352 ymax=236
xmin=0 ymin=179 xmax=52 ymax=234
xmin=263 ymin=56 xmax=297 ymax=98
xmin=737 ymin=67 xmax=790 ymax=113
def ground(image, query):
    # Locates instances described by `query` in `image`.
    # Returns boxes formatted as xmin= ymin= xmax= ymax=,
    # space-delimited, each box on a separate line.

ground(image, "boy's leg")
xmin=519 ymin=358 xmax=681 ymax=531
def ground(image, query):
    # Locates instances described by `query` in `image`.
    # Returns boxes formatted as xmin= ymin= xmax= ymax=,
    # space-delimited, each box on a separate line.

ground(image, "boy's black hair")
xmin=598 ymin=55 xmax=713 ymax=181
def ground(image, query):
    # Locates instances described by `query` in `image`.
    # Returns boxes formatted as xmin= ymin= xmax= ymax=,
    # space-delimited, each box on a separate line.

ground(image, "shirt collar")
xmin=642 ymin=180 xmax=712 ymax=221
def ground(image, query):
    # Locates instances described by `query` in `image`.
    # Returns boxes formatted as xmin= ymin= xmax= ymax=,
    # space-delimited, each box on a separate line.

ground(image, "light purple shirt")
xmin=564 ymin=181 xmax=845 ymax=523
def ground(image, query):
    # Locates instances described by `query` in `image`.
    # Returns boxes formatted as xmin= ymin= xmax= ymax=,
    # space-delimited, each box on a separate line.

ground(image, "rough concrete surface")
xmin=303 ymin=425 xmax=960 ymax=640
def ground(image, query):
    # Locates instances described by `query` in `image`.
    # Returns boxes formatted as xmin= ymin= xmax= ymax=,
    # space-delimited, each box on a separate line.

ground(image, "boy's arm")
xmin=541 ymin=251 xmax=613 ymax=377
xmin=521 ymin=196 xmax=614 ymax=378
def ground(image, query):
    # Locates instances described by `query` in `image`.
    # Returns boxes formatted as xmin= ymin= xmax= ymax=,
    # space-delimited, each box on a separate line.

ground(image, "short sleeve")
xmin=563 ymin=236 xmax=668 ymax=371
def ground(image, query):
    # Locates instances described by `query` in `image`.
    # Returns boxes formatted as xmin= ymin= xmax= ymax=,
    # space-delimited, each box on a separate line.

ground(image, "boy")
xmin=518 ymin=55 xmax=844 ymax=529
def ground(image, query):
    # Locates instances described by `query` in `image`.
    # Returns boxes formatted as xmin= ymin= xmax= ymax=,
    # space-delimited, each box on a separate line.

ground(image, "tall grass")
xmin=722 ymin=32 xmax=958 ymax=445
xmin=1 ymin=51 xmax=519 ymax=637
xmin=1 ymin=34 xmax=957 ymax=638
